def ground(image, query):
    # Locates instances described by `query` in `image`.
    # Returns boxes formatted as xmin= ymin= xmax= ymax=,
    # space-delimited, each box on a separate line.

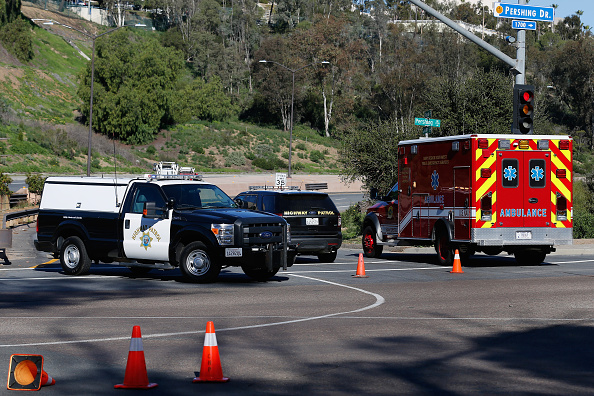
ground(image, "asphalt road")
xmin=1 ymin=225 xmax=594 ymax=394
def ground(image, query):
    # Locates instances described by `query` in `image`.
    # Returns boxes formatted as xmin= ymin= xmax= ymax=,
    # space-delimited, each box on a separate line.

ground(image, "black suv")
xmin=235 ymin=189 xmax=342 ymax=262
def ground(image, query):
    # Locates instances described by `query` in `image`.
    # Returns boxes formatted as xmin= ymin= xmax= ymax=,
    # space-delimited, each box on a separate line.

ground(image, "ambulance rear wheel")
xmin=180 ymin=242 xmax=221 ymax=283
xmin=514 ymin=250 xmax=546 ymax=265
xmin=60 ymin=236 xmax=91 ymax=275
xmin=435 ymin=231 xmax=453 ymax=266
xmin=362 ymin=226 xmax=383 ymax=258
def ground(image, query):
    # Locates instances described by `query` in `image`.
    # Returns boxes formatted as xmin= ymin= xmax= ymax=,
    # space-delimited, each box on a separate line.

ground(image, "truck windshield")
xmin=162 ymin=184 xmax=237 ymax=209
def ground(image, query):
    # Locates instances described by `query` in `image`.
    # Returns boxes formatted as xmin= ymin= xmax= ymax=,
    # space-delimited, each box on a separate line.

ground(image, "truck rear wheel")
xmin=60 ymin=236 xmax=91 ymax=275
xmin=318 ymin=251 xmax=337 ymax=263
xmin=179 ymin=242 xmax=221 ymax=283
xmin=362 ymin=226 xmax=383 ymax=258
xmin=434 ymin=230 xmax=453 ymax=266
xmin=242 ymin=266 xmax=280 ymax=281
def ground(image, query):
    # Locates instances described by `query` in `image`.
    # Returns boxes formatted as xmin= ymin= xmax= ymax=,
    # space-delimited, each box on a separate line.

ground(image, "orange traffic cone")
xmin=114 ymin=326 xmax=158 ymax=389
xmin=450 ymin=249 xmax=464 ymax=274
xmin=7 ymin=354 xmax=55 ymax=391
xmin=352 ymin=253 xmax=369 ymax=278
xmin=193 ymin=321 xmax=229 ymax=383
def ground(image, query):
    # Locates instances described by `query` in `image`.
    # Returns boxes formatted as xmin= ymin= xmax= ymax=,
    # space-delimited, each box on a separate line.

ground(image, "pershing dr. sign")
xmin=493 ymin=2 xmax=554 ymax=23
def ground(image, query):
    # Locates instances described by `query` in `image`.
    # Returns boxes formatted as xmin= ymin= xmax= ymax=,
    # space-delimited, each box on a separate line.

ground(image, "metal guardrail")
xmin=2 ymin=208 xmax=39 ymax=229
xmin=305 ymin=183 xmax=328 ymax=191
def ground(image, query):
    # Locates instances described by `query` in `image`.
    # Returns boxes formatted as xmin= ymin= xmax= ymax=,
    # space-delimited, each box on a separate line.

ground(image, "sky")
xmin=500 ymin=0 xmax=594 ymax=29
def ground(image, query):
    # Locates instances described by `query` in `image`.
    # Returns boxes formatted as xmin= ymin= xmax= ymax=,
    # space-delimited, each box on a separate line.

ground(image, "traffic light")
xmin=512 ymin=84 xmax=534 ymax=134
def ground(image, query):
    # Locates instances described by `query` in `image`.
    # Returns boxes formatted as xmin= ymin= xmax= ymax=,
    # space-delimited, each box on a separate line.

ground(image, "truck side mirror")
xmin=167 ymin=197 xmax=176 ymax=209
xmin=234 ymin=198 xmax=244 ymax=208
xmin=370 ymin=188 xmax=379 ymax=200
xmin=143 ymin=202 xmax=168 ymax=219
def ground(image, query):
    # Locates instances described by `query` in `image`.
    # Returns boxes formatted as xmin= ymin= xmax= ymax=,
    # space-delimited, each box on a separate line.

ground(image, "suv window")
xmin=275 ymin=194 xmax=338 ymax=213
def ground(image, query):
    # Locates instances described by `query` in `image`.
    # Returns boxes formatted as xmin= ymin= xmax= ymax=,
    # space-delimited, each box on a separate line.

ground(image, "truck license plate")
xmin=516 ymin=231 xmax=532 ymax=240
xmin=225 ymin=248 xmax=243 ymax=257
xmin=306 ymin=217 xmax=319 ymax=226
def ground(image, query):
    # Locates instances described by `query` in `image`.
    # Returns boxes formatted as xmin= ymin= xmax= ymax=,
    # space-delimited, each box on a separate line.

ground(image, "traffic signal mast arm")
xmin=408 ymin=0 xmax=523 ymax=81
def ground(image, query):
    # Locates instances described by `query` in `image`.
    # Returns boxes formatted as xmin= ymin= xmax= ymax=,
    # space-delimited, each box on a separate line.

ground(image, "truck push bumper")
xmin=472 ymin=227 xmax=573 ymax=246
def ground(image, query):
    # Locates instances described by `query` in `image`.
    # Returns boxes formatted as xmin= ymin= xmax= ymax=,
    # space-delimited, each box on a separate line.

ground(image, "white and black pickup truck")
xmin=35 ymin=175 xmax=294 ymax=282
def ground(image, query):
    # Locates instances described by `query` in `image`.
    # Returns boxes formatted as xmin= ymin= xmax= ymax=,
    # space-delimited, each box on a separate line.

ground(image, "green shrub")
xmin=252 ymin=156 xmax=287 ymax=170
xmin=341 ymin=203 xmax=365 ymax=239
xmin=9 ymin=140 xmax=47 ymax=155
xmin=225 ymin=151 xmax=246 ymax=167
xmin=295 ymin=142 xmax=306 ymax=150
xmin=0 ymin=173 xmax=12 ymax=196
xmin=146 ymin=145 xmax=157 ymax=155
xmin=26 ymin=173 xmax=46 ymax=195
xmin=309 ymin=150 xmax=325 ymax=163
xmin=0 ymin=17 xmax=33 ymax=62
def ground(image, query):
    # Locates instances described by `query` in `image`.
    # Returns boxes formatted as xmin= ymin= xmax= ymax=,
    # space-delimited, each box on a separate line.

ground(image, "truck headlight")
xmin=211 ymin=224 xmax=234 ymax=245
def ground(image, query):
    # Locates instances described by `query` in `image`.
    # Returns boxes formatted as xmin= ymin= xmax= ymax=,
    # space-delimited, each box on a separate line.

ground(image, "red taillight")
xmin=557 ymin=194 xmax=568 ymax=221
xmin=478 ymin=139 xmax=489 ymax=149
xmin=275 ymin=213 xmax=283 ymax=217
xmin=556 ymin=169 xmax=566 ymax=179
xmin=559 ymin=140 xmax=570 ymax=150
xmin=36 ymin=217 xmax=39 ymax=233
xmin=481 ymin=168 xmax=492 ymax=178
xmin=338 ymin=215 xmax=342 ymax=228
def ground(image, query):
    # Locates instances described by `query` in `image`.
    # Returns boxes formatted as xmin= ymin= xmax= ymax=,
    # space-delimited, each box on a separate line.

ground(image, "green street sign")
xmin=415 ymin=117 xmax=441 ymax=128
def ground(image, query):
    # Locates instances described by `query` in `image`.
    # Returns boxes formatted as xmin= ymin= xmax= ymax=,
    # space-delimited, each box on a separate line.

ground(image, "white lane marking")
xmin=0 ymin=274 xmax=385 ymax=347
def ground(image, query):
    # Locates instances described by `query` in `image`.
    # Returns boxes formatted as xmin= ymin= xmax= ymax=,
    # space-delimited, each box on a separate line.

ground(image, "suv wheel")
xmin=60 ymin=236 xmax=91 ymax=275
xmin=317 ymin=251 xmax=337 ymax=263
xmin=242 ymin=266 xmax=280 ymax=281
xmin=362 ymin=226 xmax=383 ymax=258
xmin=179 ymin=242 xmax=221 ymax=283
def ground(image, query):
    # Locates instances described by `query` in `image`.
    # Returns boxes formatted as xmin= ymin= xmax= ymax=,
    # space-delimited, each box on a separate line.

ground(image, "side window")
xmin=501 ymin=158 xmax=519 ymax=188
xmin=240 ymin=194 xmax=258 ymax=210
xmin=262 ymin=196 xmax=275 ymax=212
xmin=529 ymin=159 xmax=546 ymax=188
xmin=131 ymin=185 xmax=166 ymax=214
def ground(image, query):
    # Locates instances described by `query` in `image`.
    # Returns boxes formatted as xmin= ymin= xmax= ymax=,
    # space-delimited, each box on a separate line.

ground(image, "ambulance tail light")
xmin=556 ymin=193 xmax=567 ymax=221
xmin=559 ymin=140 xmax=570 ymax=150
xmin=555 ymin=169 xmax=566 ymax=179
xmin=481 ymin=168 xmax=492 ymax=178
xmin=480 ymin=193 xmax=492 ymax=221
xmin=478 ymin=139 xmax=489 ymax=149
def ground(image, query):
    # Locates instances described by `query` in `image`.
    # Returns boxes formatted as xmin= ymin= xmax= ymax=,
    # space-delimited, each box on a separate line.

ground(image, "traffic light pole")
xmin=408 ymin=0 xmax=524 ymax=81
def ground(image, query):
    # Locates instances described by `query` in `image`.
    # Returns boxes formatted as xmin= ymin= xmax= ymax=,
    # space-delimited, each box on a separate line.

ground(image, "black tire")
xmin=434 ymin=229 xmax=453 ymax=266
xmin=514 ymin=249 xmax=546 ymax=265
xmin=60 ymin=236 xmax=91 ymax=275
xmin=242 ymin=266 xmax=280 ymax=281
xmin=179 ymin=241 xmax=221 ymax=283
xmin=362 ymin=225 xmax=383 ymax=258
xmin=318 ymin=251 xmax=337 ymax=263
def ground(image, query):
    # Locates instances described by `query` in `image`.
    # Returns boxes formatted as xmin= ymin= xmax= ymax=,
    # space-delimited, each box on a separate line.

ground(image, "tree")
xmin=548 ymin=38 xmax=594 ymax=147
xmin=0 ymin=172 xmax=12 ymax=196
xmin=423 ymin=68 xmax=512 ymax=136
xmin=25 ymin=173 xmax=45 ymax=195
xmin=77 ymin=30 xmax=184 ymax=144
xmin=339 ymin=117 xmax=416 ymax=192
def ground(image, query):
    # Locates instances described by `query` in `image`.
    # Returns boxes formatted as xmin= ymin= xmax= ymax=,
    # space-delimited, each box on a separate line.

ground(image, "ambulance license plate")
xmin=306 ymin=217 xmax=319 ymax=226
xmin=516 ymin=231 xmax=532 ymax=240
xmin=225 ymin=248 xmax=242 ymax=257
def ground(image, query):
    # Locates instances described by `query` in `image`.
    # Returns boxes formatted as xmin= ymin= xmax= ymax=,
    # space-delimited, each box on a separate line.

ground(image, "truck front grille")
xmin=242 ymin=222 xmax=285 ymax=245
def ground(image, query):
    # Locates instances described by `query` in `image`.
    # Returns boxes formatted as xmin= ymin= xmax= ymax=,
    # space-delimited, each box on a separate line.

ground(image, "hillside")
xmin=0 ymin=6 xmax=341 ymax=176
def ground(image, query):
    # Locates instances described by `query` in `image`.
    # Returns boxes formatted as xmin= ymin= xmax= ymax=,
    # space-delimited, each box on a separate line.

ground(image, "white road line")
xmin=0 ymin=273 xmax=385 ymax=348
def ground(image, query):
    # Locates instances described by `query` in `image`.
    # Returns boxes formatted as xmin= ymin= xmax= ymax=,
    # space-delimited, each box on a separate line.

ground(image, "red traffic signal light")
xmin=513 ymin=84 xmax=534 ymax=134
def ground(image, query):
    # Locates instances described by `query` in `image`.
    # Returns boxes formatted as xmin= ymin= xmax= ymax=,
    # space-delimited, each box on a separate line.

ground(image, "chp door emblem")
xmin=141 ymin=231 xmax=153 ymax=250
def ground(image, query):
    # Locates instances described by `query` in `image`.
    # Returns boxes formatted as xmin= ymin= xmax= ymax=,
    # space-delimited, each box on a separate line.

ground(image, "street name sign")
xmin=415 ymin=118 xmax=441 ymax=127
xmin=512 ymin=20 xmax=537 ymax=30
xmin=493 ymin=2 xmax=554 ymax=23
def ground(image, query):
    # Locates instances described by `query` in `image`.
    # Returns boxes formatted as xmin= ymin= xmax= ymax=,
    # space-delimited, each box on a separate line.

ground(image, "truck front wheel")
xmin=362 ymin=226 xmax=383 ymax=258
xmin=179 ymin=242 xmax=221 ymax=283
xmin=60 ymin=236 xmax=91 ymax=275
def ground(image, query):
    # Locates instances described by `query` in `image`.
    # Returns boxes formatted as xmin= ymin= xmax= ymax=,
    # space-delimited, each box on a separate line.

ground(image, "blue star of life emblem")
xmin=531 ymin=166 xmax=544 ymax=182
xmin=431 ymin=170 xmax=439 ymax=190
xmin=504 ymin=166 xmax=517 ymax=181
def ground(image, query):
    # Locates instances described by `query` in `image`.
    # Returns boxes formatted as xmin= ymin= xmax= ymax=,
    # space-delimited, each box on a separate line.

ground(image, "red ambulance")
xmin=362 ymin=134 xmax=572 ymax=265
